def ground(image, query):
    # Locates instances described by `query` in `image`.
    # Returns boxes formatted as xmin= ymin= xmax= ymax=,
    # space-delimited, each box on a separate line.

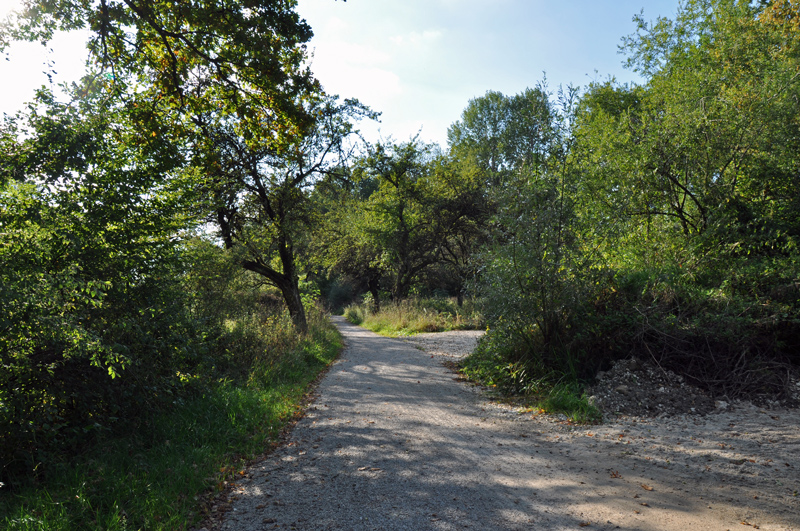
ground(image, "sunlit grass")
xmin=343 ymin=297 xmax=483 ymax=336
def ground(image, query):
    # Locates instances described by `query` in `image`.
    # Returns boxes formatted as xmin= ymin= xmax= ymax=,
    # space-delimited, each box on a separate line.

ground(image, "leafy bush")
xmin=0 ymin=304 xmax=341 ymax=531
xmin=343 ymin=305 xmax=365 ymax=325
xmin=0 ymin=179 xmax=208 ymax=484
xmin=592 ymin=259 xmax=800 ymax=400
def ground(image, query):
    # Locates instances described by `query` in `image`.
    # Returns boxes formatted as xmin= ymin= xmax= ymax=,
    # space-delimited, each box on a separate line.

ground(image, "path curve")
xmin=215 ymin=317 xmax=799 ymax=530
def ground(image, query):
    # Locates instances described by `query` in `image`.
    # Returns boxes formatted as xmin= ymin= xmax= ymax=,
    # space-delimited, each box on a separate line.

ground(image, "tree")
xmin=608 ymin=0 xmax=800 ymax=252
xmin=311 ymin=171 xmax=386 ymax=311
xmin=1 ymin=0 xmax=358 ymax=330
xmin=447 ymin=87 xmax=555 ymax=184
xmin=195 ymin=96 xmax=374 ymax=332
xmin=425 ymin=154 xmax=492 ymax=306
xmin=470 ymin=84 xmax=601 ymax=376
xmin=353 ymin=140 xmax=446 ymax=300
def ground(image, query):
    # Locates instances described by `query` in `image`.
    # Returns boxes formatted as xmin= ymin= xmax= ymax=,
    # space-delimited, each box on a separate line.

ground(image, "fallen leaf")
xmin=640 ymin=502 xmax=650 ymax=507
xmin=641 ymin=484 xmax=654 ymax=491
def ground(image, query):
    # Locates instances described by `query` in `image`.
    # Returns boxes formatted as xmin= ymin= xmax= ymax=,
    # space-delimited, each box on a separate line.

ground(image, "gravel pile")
xmin=587 ymin=358 xmax=716 ymax=419
xmin=587 ymin=357 xmax=800 ymax=421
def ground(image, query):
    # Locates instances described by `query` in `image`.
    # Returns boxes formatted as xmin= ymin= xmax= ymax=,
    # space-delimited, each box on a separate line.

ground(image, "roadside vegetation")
xmin=343 ymin=297 xmax=483 ymax=335
xmin=0 ymin=237 xmax=341 ymax=530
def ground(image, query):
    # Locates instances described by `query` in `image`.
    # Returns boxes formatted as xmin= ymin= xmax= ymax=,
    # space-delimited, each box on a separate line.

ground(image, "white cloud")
xmin=390 ymin=29 xmax=443 ymax=48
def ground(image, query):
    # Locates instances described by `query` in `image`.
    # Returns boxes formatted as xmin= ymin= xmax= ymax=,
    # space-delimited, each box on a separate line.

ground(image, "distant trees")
xmin=314 ymin=138 xmax=492 ymax=309
xmin=447 ymin=87 xmax=555 ymax=182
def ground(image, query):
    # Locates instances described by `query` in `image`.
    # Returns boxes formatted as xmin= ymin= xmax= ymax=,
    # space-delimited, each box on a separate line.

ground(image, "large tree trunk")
xmin=278 ymin=278 xmax=308 ymax=334
xmin=242 ymin=259 xmax=308 ymax=334
xmin=367 ymin=274 xmax=381 ymax=313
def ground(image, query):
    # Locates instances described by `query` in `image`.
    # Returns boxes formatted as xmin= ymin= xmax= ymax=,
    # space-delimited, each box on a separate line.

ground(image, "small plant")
xmin=343 ymin=304 xmax=365 ymax=325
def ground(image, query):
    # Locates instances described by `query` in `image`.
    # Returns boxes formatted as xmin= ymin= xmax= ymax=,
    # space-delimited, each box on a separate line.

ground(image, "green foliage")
xmin=465 ymin=1 xmax=800 ymax=406
xmin=0 ymin=0 xmax=320 ymax=145
xmin=590 ymin=260 xmax=800 ymax=400
xmin=198 ymin=95 xmax=376 ymax=333
xmin=0 ymin=305 xmax=341 ymax=531
xmin=343 ymin=305 xmax=365 ymax=326
xmin=0 ymin=89 xmax=203 ymax=483
xmin=447 ymin=87 xmax=555 ymax=181
xmin=538 ymin=383 xmax=602 ymax=424
xmin=313 ymin=138 xmax=491 ymax=310
xmin=470 ymin=83 xmax=605 ymax=382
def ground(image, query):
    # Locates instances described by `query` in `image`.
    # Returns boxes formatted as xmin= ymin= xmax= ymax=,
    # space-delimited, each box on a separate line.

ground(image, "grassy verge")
xmin=459 ymin=342 xmax=601 ymax=424
xmin=0 ymin=308 xmax=341 ymax=531
xmin=343 ymin=297 xmax=483 ymax=336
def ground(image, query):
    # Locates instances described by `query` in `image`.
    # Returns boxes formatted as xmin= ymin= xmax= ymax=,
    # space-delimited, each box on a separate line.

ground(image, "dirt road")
xmin=214 ymin=317 xmax=799 ymax=530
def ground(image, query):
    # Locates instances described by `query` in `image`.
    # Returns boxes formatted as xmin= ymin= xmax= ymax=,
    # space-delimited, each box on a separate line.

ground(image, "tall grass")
xmin=343 ymin=297 xmax=483 ymax=336
xmin=0 ymin=306 xmax=341 ymax=531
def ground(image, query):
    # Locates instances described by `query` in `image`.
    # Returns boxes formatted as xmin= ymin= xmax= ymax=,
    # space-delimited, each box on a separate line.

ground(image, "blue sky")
xmin=1 ymin=0 xmax=678 ymax=146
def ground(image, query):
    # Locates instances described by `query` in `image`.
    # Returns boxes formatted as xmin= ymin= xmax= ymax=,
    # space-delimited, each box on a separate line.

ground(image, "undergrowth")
xmin=460 ymin=337 xmax=602 ymax=424
xmin=343 ymin=297 xmax=483 ymax=336
xmin=0 ymin=306 xmax=341 ymax=531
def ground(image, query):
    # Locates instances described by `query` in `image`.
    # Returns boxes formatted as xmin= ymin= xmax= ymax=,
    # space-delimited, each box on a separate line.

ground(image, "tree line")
xmin=1 ymin=0 xmax=799 ymax=486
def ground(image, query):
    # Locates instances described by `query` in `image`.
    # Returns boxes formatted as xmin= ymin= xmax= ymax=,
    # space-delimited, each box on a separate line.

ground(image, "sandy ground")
xmin=209 ymin=317 xmax=800 ymax=530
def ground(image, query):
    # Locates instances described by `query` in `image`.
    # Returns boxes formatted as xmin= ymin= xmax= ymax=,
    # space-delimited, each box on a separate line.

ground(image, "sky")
xmin=1 ymin=0 xmax=679 ymax=147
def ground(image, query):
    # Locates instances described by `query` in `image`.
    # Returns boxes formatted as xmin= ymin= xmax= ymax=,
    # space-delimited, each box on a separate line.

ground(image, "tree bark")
xmin=367 ymin=274 xmax=381 ymax=313
xmin=242 ymin=259 xmax=308 ymax=334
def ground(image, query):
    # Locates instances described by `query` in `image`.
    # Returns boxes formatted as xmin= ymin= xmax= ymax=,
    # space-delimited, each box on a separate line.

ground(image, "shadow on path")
xmin=216 ymin=318 xmax=799 ymax=531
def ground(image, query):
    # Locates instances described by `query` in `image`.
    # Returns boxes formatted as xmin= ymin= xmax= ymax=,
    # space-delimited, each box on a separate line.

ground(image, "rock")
xmin=715 ymin=400 xmax=729 ymax=410
xmin=615 ymin=385 xmax=630 ymax=396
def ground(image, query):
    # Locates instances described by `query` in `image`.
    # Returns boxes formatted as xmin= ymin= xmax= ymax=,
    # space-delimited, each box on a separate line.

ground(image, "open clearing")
xmin=209 ymin=317 xmax=800 ymax=530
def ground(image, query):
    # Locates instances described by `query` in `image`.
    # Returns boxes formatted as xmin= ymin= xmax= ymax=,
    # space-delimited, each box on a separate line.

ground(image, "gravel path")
xmin=213 ymin=317 xmax=800 ymax=530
